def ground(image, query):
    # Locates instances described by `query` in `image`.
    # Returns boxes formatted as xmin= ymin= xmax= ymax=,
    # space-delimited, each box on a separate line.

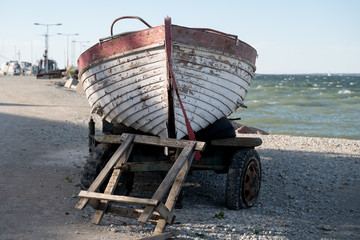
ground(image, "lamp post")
xmin=57 ymin=33 xmax=79 ymax=69
xmin=34 ymin=23 xmax=62 ymax=73
xmin=72 ymin=40 xmax=90 ymax=65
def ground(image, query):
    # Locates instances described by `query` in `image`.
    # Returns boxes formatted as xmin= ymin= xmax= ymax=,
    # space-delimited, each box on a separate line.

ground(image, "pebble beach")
xmin=95 ymin=134 xmax=360 ymax=239
xmin=166 ymin=134 xmax=360 ymax=239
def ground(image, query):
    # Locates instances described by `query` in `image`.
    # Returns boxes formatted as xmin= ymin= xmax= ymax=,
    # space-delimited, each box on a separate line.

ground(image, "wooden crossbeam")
xmin=153 ymin=150 xmax=196 ymax=235
xmin=78 ymin=191 xmax=158 ymax=206
xmin=75 ymin=133 xmax=204 ymax=237
xmin=138 ymin=142 xmax=196 ymax=223
xmin=75 ymin=134 xmax=135 ymax=210
xmin=92 ymin=143 xmax=133 ymax=224
xmin=98 ymin=204 xmax=163 ymax=222
xmin=94 ymin=133 xmax=206 ymax=151
xmin=211 ymin=137 xmax=262 ymax=147
xmin=155 ymin=202 xmax=175 ymax=224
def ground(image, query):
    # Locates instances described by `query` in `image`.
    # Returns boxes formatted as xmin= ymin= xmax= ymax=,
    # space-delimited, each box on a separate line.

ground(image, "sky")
xmin=0 ymin=0 xmax=359 ymax=74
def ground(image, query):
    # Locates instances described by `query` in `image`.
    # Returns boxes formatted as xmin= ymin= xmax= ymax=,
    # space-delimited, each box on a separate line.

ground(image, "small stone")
xmin=322 ymin=225 xmax=331 ymax=231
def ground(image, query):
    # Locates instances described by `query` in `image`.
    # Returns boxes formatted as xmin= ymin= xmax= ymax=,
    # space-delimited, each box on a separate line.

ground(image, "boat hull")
xmin=78 ymin=18 xmax=257 ymax=139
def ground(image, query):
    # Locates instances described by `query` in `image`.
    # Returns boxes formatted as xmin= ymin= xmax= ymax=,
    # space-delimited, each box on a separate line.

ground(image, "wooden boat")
xmin=78 ymin=16 xmax=257 ymax=139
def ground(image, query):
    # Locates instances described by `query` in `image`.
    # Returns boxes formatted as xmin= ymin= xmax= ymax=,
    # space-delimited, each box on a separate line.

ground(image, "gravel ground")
xmin=165 ymin=135 xmax=360 ymax=240
xmin=0 ymin=76 xmax=359 ymax=240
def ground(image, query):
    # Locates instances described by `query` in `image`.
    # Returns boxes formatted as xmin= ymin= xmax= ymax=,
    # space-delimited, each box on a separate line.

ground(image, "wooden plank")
xmin=173 ymin=45 xmax=253 ymax=81
xmin=155 ymin=202 xmax=175 ymax=225
xmin=94 ymin=133 xmax=206 ymax=151
xmin=88 ymin=69 xmax=167 ymax=107
xmin=81 ymin=43 xmax=165 ymax=86
xmin=78 ymin=191 xmax=159 ymax=206
xmin=171 ymin=42 xmax=254 ymax=139
xmin=103 ymin=204 xmax=143 ymax=220
xmin=130 ymin=134 xmax=206 ymax=151
xmin=211 ymin=137 xmax=262 ymax=147
xmin=140 ymin=231 xmax=178 ymax=240
xmin=92 ymin=203 xmax=161 ymax=221
xmin=75 ymin=134 xmax=135 ymax=210
xmin=92 ymin=144 xmax=134 ymax=224
xmin=138 ymin=142 xmax=196 ymax=223
xmin=102 ymin=204 xmax=163 ymax=222
xmin=82 ymin=46 xmax=169 ymax=138
xmin=153 ymin=151 xmax=196 ymax=235
xmin=172 ymin=42 xmax=255 ymax=75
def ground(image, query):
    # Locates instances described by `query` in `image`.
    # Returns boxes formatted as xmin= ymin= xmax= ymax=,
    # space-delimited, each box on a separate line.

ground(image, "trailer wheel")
xmin=80 ymin=143 xmax=133 ymax=195
xmin=226 ymin=149 xmax=261 ymax=210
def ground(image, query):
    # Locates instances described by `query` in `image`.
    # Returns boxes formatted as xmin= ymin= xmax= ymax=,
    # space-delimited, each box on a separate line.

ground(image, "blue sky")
xmin=0 ymin=0 xmax=359 ymax=74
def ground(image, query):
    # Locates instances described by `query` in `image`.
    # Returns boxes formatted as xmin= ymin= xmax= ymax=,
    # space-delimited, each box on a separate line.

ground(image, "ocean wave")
xmin=338 ymin=89 xmax=353 ymax=94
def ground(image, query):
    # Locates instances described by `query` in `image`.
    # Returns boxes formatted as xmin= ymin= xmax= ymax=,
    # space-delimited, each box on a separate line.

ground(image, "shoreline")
xmin=236 ymin=133 xmax=360 ymax=155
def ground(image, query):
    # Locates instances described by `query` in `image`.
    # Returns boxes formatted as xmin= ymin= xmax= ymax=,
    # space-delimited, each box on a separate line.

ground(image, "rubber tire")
xmin=80 ymin=143 xmax=133 ymax=195
xmin=226 ymin=149 xmax=261 ymax=210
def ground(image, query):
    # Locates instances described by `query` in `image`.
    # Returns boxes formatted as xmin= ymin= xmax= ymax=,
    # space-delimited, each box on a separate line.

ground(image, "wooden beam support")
xmin=75 ymin=133 xmax=203 ymax=235
xmin=153 ymin=151 xmax=196 ymax=235
xmin=94 ymin=133 xmax=206 ymax=151
xmin=94 ymin=203 xmax=162 ymax=222
xmin=138 ymin=142 xmax=196 ymax=223
xmin=78 ymin=191 xmax=159 ymax=206
xmin=211 ymin=137 xmax=262 ymax=147
xmin=75 ymin=134 xmax=135 ymax=210
xmin=92 ymin=143 xmax=134 ymax=224
xmin=155 ymin=202 xmax=175 ymax=224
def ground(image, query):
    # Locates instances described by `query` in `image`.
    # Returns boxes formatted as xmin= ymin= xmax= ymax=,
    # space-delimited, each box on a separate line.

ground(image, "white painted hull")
xmin=80 ymin=43 xmax=169 ymax=138
xmin=78 ymin=19 xmax=257 ymax=139
xmin=172 ymin=42 xmax=254 ymax=138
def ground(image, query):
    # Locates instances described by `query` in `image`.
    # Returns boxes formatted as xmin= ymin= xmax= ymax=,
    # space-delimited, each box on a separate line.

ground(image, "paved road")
xmin=0 ymin=76 xmax=140 ymax=239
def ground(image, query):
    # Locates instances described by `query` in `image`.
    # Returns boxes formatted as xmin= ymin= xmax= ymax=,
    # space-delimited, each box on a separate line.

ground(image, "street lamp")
xmin=34 ymin=23 xmax=62 ymax=73
xmin=72 ymin=40 xmax=90 ymax=66
xmin=57 ymin=33 xmax=79 ymax=69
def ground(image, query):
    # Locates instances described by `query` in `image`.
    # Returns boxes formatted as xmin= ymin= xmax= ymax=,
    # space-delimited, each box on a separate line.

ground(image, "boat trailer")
xmin=75 ymin=123 xmax=262 ymax=239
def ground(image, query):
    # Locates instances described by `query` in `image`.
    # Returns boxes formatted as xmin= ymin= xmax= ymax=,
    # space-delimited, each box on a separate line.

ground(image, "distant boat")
xmin=78 ymin=16 xmax=257 ymax=139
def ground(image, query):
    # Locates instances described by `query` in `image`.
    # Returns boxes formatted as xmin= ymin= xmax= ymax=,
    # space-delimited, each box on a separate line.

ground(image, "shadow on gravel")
xmin=0 ymin=112 xmax=89 ymax=236
xmin=170 ymin=148 xmax=360 ymax=239
xmin=0 ymin=112 xmax=88 ymax=153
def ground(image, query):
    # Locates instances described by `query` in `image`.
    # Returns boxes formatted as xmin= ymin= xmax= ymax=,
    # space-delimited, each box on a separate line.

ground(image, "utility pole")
xmin=57 ymin=33 xmax=79 ymax=69
xmin=72 ymin=40 xmax=90 ymax=66
xmin=34 ymin=22 xmax=62 ymax=73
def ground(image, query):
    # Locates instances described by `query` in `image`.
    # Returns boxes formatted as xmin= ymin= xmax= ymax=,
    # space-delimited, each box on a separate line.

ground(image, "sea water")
xmin=232 ymin=74 xmax=360 ymax=140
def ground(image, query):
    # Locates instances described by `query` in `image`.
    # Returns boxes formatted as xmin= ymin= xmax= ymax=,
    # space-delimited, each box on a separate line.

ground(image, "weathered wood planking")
xmin=75 ymin=134 xmax=135 ymax=210
xmin=79 ymin=43 xmax=169 ymax=138
xmin=211 ymin=137 xmax=262 ymax=147
xmin=94 ymin=133 xmax=206 ymax=151
xmin=82 ymin=45 xmax=166 ymax=91
xmin=171 ymin=43 xmax=255 ymax=139
xmin=138 ymin=142 xmax=196 ymax=223
xmin=78 ymin=191 xmax=159 ymax=206
xmin=78 ymin=18 xmax=257 ymax=139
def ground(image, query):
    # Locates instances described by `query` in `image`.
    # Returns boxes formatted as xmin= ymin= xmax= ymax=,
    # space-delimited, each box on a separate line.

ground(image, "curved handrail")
xmin=193 ymin=28 xmax=238 ymax=41
xmin=110 ymin=16 xmax=152 ymax=36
